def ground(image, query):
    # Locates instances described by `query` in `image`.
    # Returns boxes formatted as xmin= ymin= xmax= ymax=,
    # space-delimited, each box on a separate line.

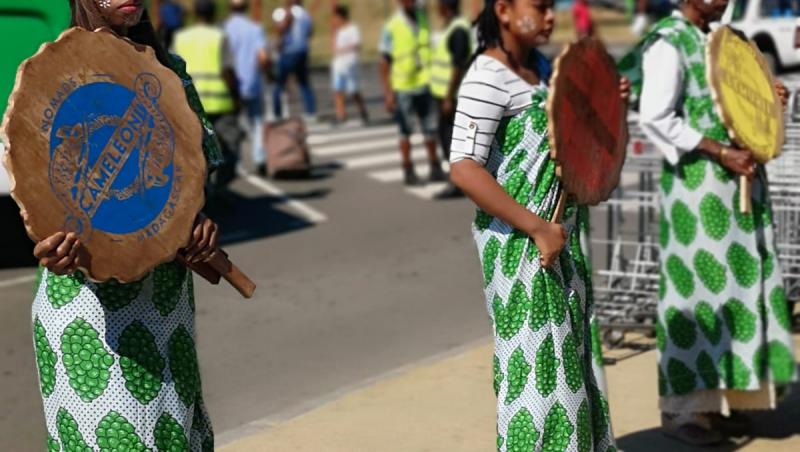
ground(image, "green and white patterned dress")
xmin=619 ymin=14 xmax=797 ymax=412
xmin=451 ymin=55 xmax=615 ymax=452
xmin=31 ymin=56 xmax=221 ymax=452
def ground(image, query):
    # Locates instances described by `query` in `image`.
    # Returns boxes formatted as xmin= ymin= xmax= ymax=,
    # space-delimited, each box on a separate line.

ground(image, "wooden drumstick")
xmin=740 ymin=175 xmax=752 ymax=214
xmin=205 ymin=249 xmax=257 ymax=299
xmin=177 ymin=250 xmax=256 ymax=299
xmin=178 ymin=256 xmax=221 ymax=285
xmin=551 ymin=190 xmax=567 ymax=224
xmin=550 ymin=167 xmax=567 ymax=223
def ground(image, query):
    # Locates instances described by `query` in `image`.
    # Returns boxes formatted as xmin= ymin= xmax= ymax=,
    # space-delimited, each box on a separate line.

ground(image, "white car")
xmin=722 ymin=0 xmax=800 ymax=72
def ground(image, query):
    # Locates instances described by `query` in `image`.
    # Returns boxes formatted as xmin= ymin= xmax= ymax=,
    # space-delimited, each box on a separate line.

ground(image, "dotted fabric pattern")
xmin=623 ymin=17 xmax=797 ymax=400
xmin=473 ymin=88 xmax=616 ymax=451
xmin=31 ymin=262 xmax=214 ymax=451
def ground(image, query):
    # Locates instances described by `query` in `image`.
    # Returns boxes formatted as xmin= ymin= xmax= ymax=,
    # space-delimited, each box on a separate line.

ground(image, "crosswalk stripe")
xmin=340 ymin=152 xmax=407 ymax=169
xmin=308 ymin=125 xmax=398 ymax=146
xmin=313 ymin=135 xmax=423 ymax=158
xmin=405 ymin=182 xmax=450 ymax=200
xmin=237 ymin=169 xmax=328 ymax=223
xmin=305 ymin=122 xmax=458 ymax=202
xmin=0 ymin=274 xmax=36 ymax=289
xmin=304 ymin=122 xmax=337 ymax=134
xmin=367 ymin=161 xmax=451 ymax=183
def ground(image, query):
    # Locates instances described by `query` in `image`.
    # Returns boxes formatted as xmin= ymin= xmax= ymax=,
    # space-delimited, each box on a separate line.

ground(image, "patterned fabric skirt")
xmin=657 ymin=156 xmax=797 ymax=410
xmin=470 ymin=87 xmax=616 ymax=451
xmin=31 ymin=262 xmax=213 ymax=451
xmin=476 ymin=205 xmax=616 ymax=452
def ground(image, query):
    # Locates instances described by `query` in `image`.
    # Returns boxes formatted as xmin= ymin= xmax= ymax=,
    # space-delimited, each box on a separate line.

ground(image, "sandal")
xmin=710 ymin=411 xmax=752 ymax=435
xmin=661 ymin=413 xmax=725 ymax=446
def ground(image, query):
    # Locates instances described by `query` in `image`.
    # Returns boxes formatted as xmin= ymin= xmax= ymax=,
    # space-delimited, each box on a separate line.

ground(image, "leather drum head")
xmin=547 ymin=37 xmax=628 ymax=206
xmin=2 ymin=28 xmax=206 ymax=282
xmin=707 ymin=25 xmax=784 ymax=164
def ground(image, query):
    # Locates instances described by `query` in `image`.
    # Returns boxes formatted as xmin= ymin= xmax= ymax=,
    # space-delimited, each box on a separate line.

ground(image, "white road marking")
xmin=405 ymin=182 xmax=449 ymax=200
xmin=308 ymin=125 xmax=398 ymax=146
xmin=0 ymin=274 xmax=36 ymax=289
xmin=367 ymin=161 xmax=451 ymax=183
xmin=340 ymin=152 xmax=405 ymax=169
xmin=238 ymin=171 xmax=329 ymax=224
xmin=312 ymin=136 xmax=408 ymax=158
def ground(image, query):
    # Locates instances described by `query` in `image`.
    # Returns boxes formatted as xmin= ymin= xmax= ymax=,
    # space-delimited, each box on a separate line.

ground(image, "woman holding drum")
xmin=449 ymin=0 xmax=631 ymax=449
xmin=620 ymin=0 xmax=796 ymax=445
xmin=22 ymin=1 xmax=222 ymax=449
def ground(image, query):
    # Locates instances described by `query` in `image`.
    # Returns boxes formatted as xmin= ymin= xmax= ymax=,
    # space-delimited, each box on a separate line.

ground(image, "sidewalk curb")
xmin=216 ymin=336 xmax=493 ymax=447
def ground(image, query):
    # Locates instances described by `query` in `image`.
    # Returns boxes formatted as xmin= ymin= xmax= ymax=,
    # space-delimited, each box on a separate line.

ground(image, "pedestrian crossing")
xmin=307 ymin=121 xmax=452 ymax=200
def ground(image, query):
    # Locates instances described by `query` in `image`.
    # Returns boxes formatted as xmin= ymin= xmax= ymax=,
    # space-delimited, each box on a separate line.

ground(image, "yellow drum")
xmin=706 ymin=25 xmax=783 ymax=212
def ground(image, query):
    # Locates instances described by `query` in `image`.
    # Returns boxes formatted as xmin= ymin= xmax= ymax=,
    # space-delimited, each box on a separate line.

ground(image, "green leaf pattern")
xmin=625 ymin=13 xmax=797 ymax=401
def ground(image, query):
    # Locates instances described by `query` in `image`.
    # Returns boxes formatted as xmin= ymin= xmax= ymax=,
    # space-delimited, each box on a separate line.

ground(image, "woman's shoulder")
xmin=464 ymin=55 xmax=517 ymax=80
xmin=460 ymin=55 xmax=521 ymax=96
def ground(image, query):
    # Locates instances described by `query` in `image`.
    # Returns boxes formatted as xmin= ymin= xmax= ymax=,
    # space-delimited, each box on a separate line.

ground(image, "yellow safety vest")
xmin=431 ymin=17 xmax=472 ymax=99
xmin=387 ymin=11 xmax=431 ymax=92
xmin=173 ymin=24 xmax=234 ymax=115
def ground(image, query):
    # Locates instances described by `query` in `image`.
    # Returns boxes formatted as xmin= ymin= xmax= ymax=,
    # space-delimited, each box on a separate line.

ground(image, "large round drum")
xmin=547 ymin=37 xmax=629 ymax=206
xmin=707 ymin=25 xmax=784 ymax=164
xmin=2 ymin=28 xmax=206 ymax=283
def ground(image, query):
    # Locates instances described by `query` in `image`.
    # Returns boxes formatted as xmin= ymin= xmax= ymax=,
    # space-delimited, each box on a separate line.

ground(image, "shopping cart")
xmin=590 ymin=120 xmax=662 ymax=355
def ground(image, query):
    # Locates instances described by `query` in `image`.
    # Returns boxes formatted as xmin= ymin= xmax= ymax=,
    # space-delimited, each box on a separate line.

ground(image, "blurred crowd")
xmin=154 ymin=0 xmax=484 ymax=199
xmin=152 ymin=0 xmax=683 ymax=201
xmin=157 ymin=0 xmax=317 ymax=184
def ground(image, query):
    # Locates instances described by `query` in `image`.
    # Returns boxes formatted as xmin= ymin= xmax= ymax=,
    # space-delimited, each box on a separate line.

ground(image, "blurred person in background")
xmin=157 ymin=0 xmax=185 ymax=49
xmin=224 ymin=0 xmax=271 ymax=177
xmin=631 ymin=0 xmax=649 ymax=35
xmin=379 ymin=0 xmax=445 ymax=186
xmin=331 ymin=4 xmax=370 ymax=125
xmin=572 ymin=0 xmax=595 ymax=39
xmin=273 ymin=0 xmax=317 ymax=121
xmin=174 ymin=0 xmax=242 ymax=197
xmin=431 ymin=0 xmax=472 ymax=199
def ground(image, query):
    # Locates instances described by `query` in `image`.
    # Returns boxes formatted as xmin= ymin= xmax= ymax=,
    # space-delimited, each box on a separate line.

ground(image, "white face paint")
xmin=98 ymin=0 xmax=111 ymax=8
xmin=516 ymin=15 xmax=538 ymax=35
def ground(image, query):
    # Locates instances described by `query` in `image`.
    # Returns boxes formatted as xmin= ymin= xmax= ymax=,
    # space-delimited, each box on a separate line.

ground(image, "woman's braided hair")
xmin=473 ymin=0 xmax=513 ymax=64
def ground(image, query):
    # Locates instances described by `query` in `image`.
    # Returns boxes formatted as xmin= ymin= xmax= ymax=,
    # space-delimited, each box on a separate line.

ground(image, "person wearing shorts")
xmin=331 ymin=5 xmax=369 ymax=124
xmin=379 ymin=0 xmax=446 ymax=186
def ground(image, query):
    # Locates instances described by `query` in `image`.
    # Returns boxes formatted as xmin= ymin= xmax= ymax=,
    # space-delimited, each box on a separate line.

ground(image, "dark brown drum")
xmin=547 ymin=37 xmax=629 ymax=207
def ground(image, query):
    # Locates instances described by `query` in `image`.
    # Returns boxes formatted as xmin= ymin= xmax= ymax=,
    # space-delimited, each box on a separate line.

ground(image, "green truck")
xmin=0 ymin=0 xmax=70 ymax=266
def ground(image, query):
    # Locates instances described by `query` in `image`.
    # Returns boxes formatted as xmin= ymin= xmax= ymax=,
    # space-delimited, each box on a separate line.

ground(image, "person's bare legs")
xmin=425 ymin=138 xmax=446 ymax=182
xmin=424 ymin=138 xmax=439 ymax=163
xmin=400 ymin=137 xmax=413 ymax=167
xmin=400 ymin=137 xmax=421 ymax=185
xmin=334 ymin=91 xmax=346 ymax=122
xmin=353 ymin=92 xmax=369 ymax=123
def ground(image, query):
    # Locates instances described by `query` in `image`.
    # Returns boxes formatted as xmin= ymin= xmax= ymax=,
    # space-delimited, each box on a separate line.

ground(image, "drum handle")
xmin=551 ymin=188 xmax=567 ymax=224
xmin=177 ymin=250 xmax=257 ymax=299
xmin=206 ymin=250 xmax=257 ymax=299
xmin=740 ymin=175 xmax=752 ymax=214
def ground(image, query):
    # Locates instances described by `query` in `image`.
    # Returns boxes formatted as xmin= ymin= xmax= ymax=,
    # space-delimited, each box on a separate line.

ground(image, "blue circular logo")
xmin=48 ymin=73 xmax=175 ymax=236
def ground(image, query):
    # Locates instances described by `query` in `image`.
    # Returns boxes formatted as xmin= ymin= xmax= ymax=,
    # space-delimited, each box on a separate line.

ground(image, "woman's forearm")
xmin=451 ymin=160 xmax=547 ymax=236
xmin=696 ymin=137 xmax=724 ymax=160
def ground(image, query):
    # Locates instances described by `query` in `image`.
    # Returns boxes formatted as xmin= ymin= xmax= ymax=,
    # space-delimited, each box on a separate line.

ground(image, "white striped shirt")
xmin=449 ymin=55 xmax=542 ymax=166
